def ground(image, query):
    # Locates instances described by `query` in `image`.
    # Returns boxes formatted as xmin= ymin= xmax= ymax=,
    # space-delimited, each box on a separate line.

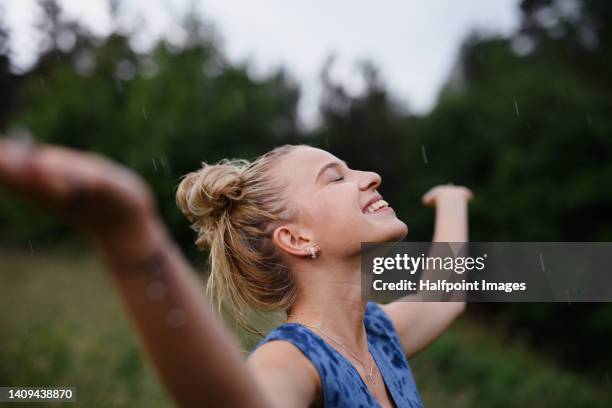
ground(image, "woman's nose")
xmin=359 ymin=171 xmax=381 ymax=191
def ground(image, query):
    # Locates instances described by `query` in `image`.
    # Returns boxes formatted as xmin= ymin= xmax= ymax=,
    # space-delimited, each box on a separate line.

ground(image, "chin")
xmin=370 ymin=220 xmax=408 ymax=242
xmin=390 ymin=222 xmax=409 ymax=241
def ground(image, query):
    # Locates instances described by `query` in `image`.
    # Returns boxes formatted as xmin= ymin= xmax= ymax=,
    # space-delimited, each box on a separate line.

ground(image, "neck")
xmin=286 ymin=254 xmax=369 ymax=354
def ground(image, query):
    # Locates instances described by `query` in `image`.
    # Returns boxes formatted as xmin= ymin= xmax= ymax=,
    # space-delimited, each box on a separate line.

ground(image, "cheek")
xmin=314 ymin=191 xmax=360 ymax=220
xmin=312 ymin=200 xmax=347 ymax=223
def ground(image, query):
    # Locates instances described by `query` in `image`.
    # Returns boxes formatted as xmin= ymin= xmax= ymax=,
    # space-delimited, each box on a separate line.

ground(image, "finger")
xmin=0 ymin=138 xmax=35 ymax=191
xmin=421 ymin=191 xmax=435 ymax=206
xmin=421 ymin=191 xmax=430 ymax=204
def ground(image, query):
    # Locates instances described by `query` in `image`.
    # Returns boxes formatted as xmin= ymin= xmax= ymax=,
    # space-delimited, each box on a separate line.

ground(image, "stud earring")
xmin=307 ymin=243 xmax=321 ymax=259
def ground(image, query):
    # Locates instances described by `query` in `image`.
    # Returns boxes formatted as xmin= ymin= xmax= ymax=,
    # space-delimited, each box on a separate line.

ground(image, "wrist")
xmin=435 ymin=196 xmax=469 ymax=215
xmin=436 ymin=190 xmax=470 ymax=204
xmin=90 ymin=213 xmax=169 ymax=269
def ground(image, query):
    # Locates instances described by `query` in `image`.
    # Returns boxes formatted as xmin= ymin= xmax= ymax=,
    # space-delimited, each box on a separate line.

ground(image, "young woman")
xmin=0 ymin=138 xmax=472 ymax=407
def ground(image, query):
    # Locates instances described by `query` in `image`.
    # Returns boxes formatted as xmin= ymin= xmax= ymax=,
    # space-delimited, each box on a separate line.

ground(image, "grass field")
xmin=1 ymin=248 xmax=610 ymax=407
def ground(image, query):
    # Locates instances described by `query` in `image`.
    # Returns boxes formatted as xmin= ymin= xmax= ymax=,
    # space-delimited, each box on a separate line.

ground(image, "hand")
xmin=421 ymin=183 xmax=473 ymax=208
xmin=0 ymin=137 xmax=157 ymax=242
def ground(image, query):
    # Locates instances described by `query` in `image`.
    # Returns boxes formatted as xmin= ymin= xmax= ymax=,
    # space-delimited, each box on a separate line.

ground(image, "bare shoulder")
xmin=248 ymin=339 xmax=316 ymax=372
xmin=247 ymin=341 xmax=320 ymax=408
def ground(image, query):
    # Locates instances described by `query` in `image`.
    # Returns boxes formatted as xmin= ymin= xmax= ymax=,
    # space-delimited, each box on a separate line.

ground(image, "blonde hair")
xmin=175 ymin=144 xmax=306 ymax=334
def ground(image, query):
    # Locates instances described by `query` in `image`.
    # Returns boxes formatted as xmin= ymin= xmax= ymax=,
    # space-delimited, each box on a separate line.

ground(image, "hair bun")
xmin=176 ymin=159 xmax=249 ymax=235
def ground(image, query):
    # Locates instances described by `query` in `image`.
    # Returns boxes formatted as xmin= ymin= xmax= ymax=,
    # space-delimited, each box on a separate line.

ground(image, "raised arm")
xmin=0 ymin=137 xmax=270 ymax=408
xmin=381 ymin=184 xmax=473 ymax=358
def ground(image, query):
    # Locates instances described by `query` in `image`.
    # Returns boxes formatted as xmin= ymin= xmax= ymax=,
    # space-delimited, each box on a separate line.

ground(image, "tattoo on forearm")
xmin=109 ymin=241 xmax=189 ymax=328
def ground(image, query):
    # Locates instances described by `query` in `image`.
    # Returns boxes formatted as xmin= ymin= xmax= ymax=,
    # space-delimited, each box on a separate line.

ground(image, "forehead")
xmin=271 ymin=146 xmax=340 ymax=189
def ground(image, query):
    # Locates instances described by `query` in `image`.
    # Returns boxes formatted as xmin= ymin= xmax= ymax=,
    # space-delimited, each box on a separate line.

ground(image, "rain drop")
xmin=421 ymin=144 xmax=428 ymax=164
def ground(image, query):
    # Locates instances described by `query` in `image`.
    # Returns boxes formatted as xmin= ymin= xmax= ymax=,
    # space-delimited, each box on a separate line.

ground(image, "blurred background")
xmin=1 ymin=0 xmax=611 ymax=406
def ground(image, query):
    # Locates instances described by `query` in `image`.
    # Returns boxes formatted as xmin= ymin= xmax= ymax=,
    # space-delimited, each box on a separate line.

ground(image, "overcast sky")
xmin=4 ymin=0 xmax=521 ymax=126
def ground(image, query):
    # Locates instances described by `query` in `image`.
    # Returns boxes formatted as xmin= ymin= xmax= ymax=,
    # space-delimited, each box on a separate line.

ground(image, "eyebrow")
xmin=315 ymin=160 xmax=348 ymax=183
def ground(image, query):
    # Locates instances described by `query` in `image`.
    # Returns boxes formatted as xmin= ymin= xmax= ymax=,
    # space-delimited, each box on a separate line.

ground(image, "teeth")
xmin=365 ymin=199 xmax=388 ymax=213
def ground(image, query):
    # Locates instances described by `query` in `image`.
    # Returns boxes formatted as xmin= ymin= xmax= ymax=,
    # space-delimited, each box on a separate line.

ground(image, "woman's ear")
xmin=272 ymin=225 xmax=313 ymax=258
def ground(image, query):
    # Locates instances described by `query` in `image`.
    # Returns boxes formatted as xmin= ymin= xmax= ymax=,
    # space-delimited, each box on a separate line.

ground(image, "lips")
xmin=362 ymin=194 xmax=383 ymax=213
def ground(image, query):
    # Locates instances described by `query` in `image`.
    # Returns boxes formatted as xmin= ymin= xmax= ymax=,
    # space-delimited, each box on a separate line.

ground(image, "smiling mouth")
xmin=363 ymin=199 xmax=390 ymax=214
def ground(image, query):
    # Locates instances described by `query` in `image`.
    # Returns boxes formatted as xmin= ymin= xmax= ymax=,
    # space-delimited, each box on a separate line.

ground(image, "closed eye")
xmin=331 ymin=176 xmax=344 ymax=183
